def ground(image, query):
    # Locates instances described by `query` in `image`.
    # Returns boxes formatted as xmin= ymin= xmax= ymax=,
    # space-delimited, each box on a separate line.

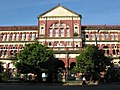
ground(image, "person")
xmin=82 ymin=76 xmax=86 ymax=85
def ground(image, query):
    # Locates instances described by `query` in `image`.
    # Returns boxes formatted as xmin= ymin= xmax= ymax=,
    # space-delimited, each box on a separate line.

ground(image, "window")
xmin=4 ymin=50 xmax=7 ymax=56
xmin=111 ymin=34 xmax=114 ymax=40
xmin=10 ymin=50 xmax=14 ymax=55
xmin=101 ymin=34 xmax=104 ymax=40
xmin=49 ymin=23 xmax=70 ymax=37
xmin=60 ymin=29 xmax=64 ymax=37
xmin=55 ymin=29 xmax=58 ymax=37
xmin=3 ymin=47 xmax=6 ymax=49
xmin=76 ymin=45 xmax=78 ymax=47
xmin=57 ymin=43 xmax=64 ymax=47
xmin=50 ymin=29 xmax=52 ymax=37
xmin=12 ymin=34 xmax=15 ymax=41
xmin=66 ymin=28 xmax=70 ymax=36
xmin=113 ymin=50 xmax=115 ymax=55
xmin=48 ymin=42 xmax=52 ymax=46
xmin=26 ymin=34 xmax=29 ymax=41
xmin=16 ymin=33 xmax=19 ymax=41
xmin=36 ymin=33 xmax=38 ymax=38
xmin=40 ymin=27 xmax=44 ymax=35
xmin=114 ymin=34 xmax=118 ymax=40
xmin=21 ymin=33 xmax=25 ymax=41
xmin=116 ymin=50 xmax=119 ymax=54
xmin=31 ymin=33 xmax=35 ymax=40
xmin=96 ymin=34 xmax=98 ymax=38
xmin=86 ymin=35 xmax=88 ymax=38
xmin=91 ymin=34 xmax=95 ymax=39
xmin=105 ymin=34 xmax=108 ymax=40
xmin=75 ymin=27 xmax=78 ymax=29
xmin=2 ymin=34 xmax=6 ymax=41
xmin=107 ymin=50 xmax=109 ymax=54
xmin=66 ymin=41 xmax=71 ymax=46
xmin=41 ymin=27 xmax=44 ymax=29
xmin=74 ymin=27 xmax=78 ymax=33
xmin=7 ymin=34 xmax=10 ymax=41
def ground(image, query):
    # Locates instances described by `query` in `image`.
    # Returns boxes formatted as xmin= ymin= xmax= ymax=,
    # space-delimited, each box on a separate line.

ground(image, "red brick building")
xmin=0 ymin=5 xmax=120 ymax=73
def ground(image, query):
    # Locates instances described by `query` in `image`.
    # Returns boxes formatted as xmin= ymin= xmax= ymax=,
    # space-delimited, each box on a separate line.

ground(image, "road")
xmin=0 ymin=84 xmax=120 ymax=90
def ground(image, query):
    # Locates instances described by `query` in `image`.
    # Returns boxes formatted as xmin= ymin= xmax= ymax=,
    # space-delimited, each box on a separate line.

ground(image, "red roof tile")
xmin=82 ymin=25 xmax=120 ymax=30
xmin=0 ymin=26 xmax=38 ymax=31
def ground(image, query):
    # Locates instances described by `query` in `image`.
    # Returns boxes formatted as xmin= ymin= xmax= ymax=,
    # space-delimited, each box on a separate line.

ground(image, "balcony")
xmin=49 ymin=47 xmax=81 ymax=54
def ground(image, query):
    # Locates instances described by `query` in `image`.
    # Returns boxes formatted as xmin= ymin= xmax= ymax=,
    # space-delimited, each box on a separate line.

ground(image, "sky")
xmin=0 ymin=0 xmax=120 ymax=26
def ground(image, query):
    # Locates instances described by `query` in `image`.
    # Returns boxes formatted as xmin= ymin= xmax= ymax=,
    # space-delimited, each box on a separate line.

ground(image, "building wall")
xmin=0 ymin=6 xmax=120 ymax=72
xmin=0 ymin=26 xmax=38 ymax=71
xmin=82 ymin=26 xmax=120 ymax=67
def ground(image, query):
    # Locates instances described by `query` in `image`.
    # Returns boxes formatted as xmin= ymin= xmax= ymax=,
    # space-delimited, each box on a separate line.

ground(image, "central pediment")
xmin=38 ymin=5 xmax=82 ymax=18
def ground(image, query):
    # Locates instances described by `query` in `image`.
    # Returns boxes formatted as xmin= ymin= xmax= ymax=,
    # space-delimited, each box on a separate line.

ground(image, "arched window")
xmin=12 ymin=34 xmax=15 ymax=41
xmin=6 ymin=33 xmax=10 ymax=41
xmin=31 ymin=33 xmax=35 ymax=40
xmin=16 ymin=33 xmax=19 ymax=41
xmin=2 ymin=34 xmax=6 ymax=41
xmin=26 ymin=33 xmax=29 ymax=41
xmin=21 ymin=33 xmax=25 ymax=41
xmin=49 ymin=23 xmax=70 ymax=37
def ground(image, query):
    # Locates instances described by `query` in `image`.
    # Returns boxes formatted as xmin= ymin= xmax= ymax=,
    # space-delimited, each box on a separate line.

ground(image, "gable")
xmin=38 ymin=5 xmax=82 ymax=18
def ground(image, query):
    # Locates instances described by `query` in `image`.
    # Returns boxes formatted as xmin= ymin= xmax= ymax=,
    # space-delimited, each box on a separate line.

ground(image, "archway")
xmin=70 ymin=62 xmax=76 ymax=70
xmin=52 ymin=60 xmax=66 ymax=82
xmin=55 ymin=60 xmax=65 ymax=71
xmin=103 ymin=46 xmax=109 ymax=55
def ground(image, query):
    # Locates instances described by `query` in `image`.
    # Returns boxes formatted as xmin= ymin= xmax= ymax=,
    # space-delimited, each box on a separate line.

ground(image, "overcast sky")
xmin=0 ymin=0 xmax=120 ymax=26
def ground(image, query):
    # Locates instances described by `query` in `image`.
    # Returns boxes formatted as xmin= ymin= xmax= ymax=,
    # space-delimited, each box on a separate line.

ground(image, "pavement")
xmin=0 ymin=80 xmax=120 ymax=86
xmin=0 ymin=84 xmax=120 ymax=90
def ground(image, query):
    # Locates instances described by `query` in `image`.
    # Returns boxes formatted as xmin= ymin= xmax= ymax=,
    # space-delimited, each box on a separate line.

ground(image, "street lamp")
xmin=95 ymin=29 xmax=100 ymax=46
xmin=66 ymin=51 xmax=70 ymax=81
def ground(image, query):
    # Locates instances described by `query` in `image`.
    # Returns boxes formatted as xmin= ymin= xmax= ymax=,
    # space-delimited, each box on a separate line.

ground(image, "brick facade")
xmin=0 ymin=5 xmax=120 ymax=73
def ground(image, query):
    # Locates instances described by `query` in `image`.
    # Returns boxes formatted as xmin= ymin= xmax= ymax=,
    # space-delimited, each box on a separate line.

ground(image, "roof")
xmin=0 ymin=25 xmax=120 ymax=31
xmin=38 ymin=4 xmax=82 ymax=18
xmin=82 ymin=25 xmax=120 ymax=30
xmin=0 ymin=26 xmax=38 ymax=31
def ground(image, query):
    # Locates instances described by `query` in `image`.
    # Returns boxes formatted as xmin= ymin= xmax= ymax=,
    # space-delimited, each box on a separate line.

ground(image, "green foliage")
xmin=76 ymin=46 xmax=94 ymax=73
xmin=75 ymin=45 xmax=111 ymax=74
xmin=0 ymin=70 xmax=10 ymax=81
xmin=15 ymin=41 xmax=54 ymax=74
xmin=0 ymin=62 xmax=3 ymax=73
xmin=73 ymin=32 xmax=78 ymax=37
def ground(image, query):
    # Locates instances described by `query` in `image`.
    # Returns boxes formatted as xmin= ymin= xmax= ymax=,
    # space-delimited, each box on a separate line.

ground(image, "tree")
xmin=75 ymin=45 xmax=94 ymax=73
xmin=75 ymin=45 xmax=111 ymax=81
xmin=15 ymin=41 xmax=54 ymax=82
xmin=0 ymin=62 xmax=3 ymax=73
xmin=0 ymin=62 xmax=3 ymax=82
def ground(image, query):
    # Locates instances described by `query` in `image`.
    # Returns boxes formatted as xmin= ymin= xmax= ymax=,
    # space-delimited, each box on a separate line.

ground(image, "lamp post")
xmin=95 ymin=29 xmax=100 ymax=46
xmin=66 ymin=50 xmax=70 ymax=81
